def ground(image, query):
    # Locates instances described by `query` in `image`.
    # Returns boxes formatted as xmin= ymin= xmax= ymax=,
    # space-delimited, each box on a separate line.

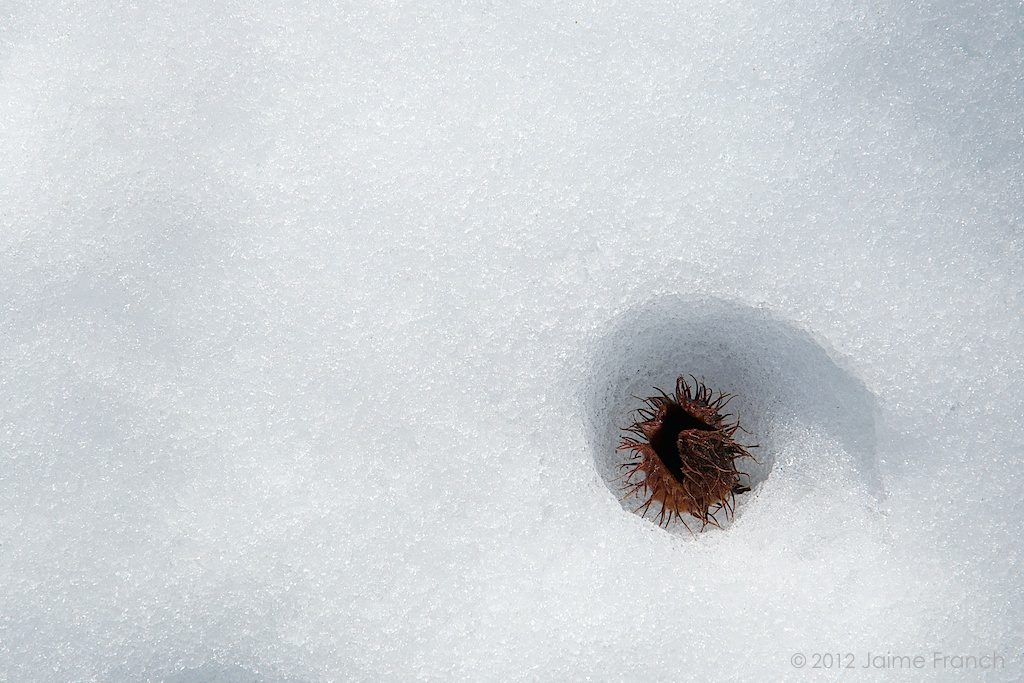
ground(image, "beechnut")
xmin=618 ymin=376 xmax=755 ymax=530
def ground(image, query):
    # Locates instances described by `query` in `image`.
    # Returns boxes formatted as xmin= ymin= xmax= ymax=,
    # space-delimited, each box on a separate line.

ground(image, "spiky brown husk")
xmin=617 ymin=376 xmax=754 ymax=530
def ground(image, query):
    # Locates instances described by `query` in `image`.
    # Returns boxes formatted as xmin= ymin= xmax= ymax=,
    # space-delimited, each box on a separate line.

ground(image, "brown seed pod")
xmin=617 ymin=375 xmax=755 ymax=530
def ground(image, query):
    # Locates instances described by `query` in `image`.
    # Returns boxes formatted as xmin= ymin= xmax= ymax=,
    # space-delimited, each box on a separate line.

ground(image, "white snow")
xmin=1 ymin=1 xmax=1022 ymax=681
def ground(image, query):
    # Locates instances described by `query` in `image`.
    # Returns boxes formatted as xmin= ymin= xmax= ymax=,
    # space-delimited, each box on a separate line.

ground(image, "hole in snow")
xmin=582 ymin=296 xmax=880 ymax=532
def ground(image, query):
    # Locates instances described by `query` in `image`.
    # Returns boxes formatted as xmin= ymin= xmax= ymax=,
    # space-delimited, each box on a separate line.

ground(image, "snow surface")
xmin=2 ymin=1 xmax=1022 ymax=681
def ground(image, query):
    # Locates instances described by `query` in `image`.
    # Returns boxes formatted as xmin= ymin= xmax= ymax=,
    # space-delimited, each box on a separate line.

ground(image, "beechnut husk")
xmin=618 ymin=376 xmax=755 ymax=530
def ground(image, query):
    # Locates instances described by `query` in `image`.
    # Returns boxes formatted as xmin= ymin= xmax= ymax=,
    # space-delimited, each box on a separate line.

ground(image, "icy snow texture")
xmin=1 ymin=0 xmax=1022 ymax=681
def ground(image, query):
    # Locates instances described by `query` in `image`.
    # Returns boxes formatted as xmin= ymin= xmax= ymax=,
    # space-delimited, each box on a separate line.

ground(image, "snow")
xmin=2 ymin=1 xmax=1022 ymax=680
